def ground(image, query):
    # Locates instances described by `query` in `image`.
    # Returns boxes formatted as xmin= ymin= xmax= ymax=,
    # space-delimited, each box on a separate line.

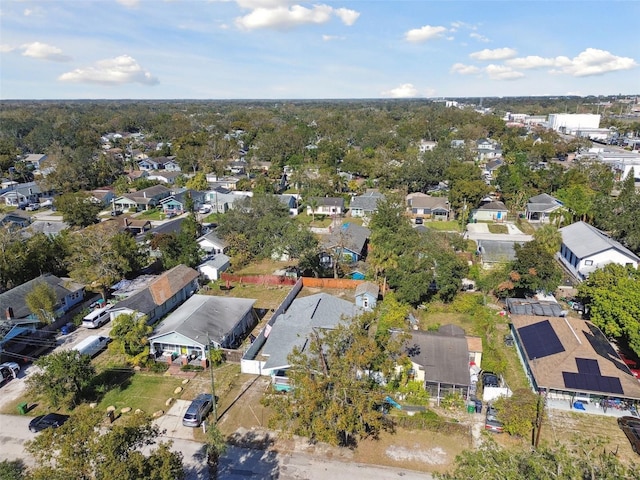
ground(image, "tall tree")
xmin=26 ymin=350 xmax=95 ymax=408
xmin=263 ymin=313 xmax=399 ymax=447
xmin=25 ymin=407 xmax=185 ymax=480
xmin=54 ymin=192 xmax=102 ymax=228
xmin=25 ymin=282 xmax=57 ymax=324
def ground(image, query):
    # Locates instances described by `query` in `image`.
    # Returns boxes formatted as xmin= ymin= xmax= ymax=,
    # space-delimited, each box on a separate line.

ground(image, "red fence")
xmin=220 ymin=273 xmax=297 ymax=286
xmin=302 ymin=277 xmax=364 ymax=290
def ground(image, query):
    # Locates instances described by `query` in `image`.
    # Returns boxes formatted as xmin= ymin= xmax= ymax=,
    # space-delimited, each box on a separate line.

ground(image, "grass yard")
xmin=137 ymin=208 xmax=170 ymax=221
xmin=296 ymin=213 xmax=333 ymax=228
xmin=487 ymin=224 xmax=508 ymax=234
xmin=206 ymin=280 xmax=292 ymax=311
xmin=425 ymin=220 xmax=460 ymax=232
xmin=96 ymin=372 xmax=185 ymax=414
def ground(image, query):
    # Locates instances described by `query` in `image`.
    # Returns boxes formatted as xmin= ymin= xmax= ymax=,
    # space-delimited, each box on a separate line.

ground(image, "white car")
xmin=0 ymin=362 xmax=20 ymax=385
xmin=198 ymin=204 xmax=212 ymax=214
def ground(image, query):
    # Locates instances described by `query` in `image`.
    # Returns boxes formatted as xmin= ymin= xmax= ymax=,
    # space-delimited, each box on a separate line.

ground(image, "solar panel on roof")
xmin=576 ymin=358 xmax=601 ymax=376
xmin=517 ymin=319 xmax=565 ymax=360
xmin=562 ymin=372 xmax=624 ymax=395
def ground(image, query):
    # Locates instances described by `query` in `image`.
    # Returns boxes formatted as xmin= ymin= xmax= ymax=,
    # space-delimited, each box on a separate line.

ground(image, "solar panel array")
xmin=576 ymin=357 xmax=601 ymax=376
xmin=562 ymin=372 xmax=624 ymax=395
xmin=517 ymin=319 xmax=565 ymax=360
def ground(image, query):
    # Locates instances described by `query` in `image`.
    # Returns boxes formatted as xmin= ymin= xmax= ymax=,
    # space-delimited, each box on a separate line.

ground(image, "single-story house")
xmin=121 ymin=218 xmax=152 ymax=235
xmin=323 ymin=222 xmax=370 ymax=263
xmin=307 ymin=197 xmax=344 ymax=217
xmin=138 ymin=156 xmax=179 ymax=171
xmin=197 ymin=254 xmax=231 ymax=281
xmin=113 ymin=185 xmax=171 ymax=212
xmin=159 ymin=189 xmax=206 ymax=216
xmin=0 ymin=274 xmax=84 ymax=322
xmin=510 ymin=314 xmax=640 ymax=412
xmin=350 ymin=191 xmax=385 ymax=218
xmin=149 ymin=294 xmax=257 ymax=364
xmin=89 ymin=188 xmax=116 ymax=207
xmin=402 ymin=325 xmax=471 ymax=404
xmin=277 ymin=194 xmax=300 ymax=216
xmin=471 ymin=200 xmax=508 ymax=223
xmin=109 ymin=264 xmax=200 ymax=325
xmin=147 ymin=171 xmax=182 ymax=185
xmin=558 ymin=221 xmax=640 ymax=281
xmin=406 ymin=193 xmax=450 ymax=221
xmin=260 ymin=293 xmax=361 ymax=374
xmin=0 ymin=212 xmax=31 ymax=229
xmin=0 ymin=181 xmax=49 ymax=207
xmin=197 ymin=231 xmax=228 ymax=255
xmin=354 ymin=281 xmax=379 ymax=311
xmin=525 ymin=193 xmax=563 ymax=223
xmin=476 ymin=240 xmax=522 ymax=268
xmin=23 ymin=154 xmax=47 ymax=171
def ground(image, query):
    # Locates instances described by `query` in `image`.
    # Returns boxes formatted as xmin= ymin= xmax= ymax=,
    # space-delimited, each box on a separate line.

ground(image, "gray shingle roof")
xmin=0 ymin=274 xmax=83 ymax=319
xmin=477 ymin=200 xmax=507 ymax=211
xmin=324 ymin=223 xmax=370 ymax=255
xmin=350 ymin=191 xmax=384 ymax=213
xmin=261 ymin=293 xmax=360 ymax=371
xmin=150 ymin=294 xmax=256 ymax=346
xmin=560 ymin=221 xmax=640 ymax=261
xmin=355 ymin=281 xmax=379 ymax=298
xmin=527 ymin=193 xmax=562 ymax=213
xmin=478 ymin=240 xmax=522 ymax=263
xmin=404 ymin=329 xmax=470 ymax=386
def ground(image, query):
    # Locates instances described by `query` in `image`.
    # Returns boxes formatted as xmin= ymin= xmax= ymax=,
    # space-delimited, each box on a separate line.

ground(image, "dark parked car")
xmin=482 ymin=372 xmax=500 ymax=388
xmin=485 ymin=404 xmax=504 ymax=433
xmin=60 ymin=322 xmax=75 ymax=335
xmin=182 ymin=393 xmax=213 ymax=427
xmin=29 ymin=413 xmax=69 ymax=433
xmin=618 ymin=416 xmax=640 ymax=453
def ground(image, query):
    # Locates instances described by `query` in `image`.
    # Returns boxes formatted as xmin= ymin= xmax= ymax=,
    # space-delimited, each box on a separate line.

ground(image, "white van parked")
xmin=73 ymin=335 xmax=110 ymax=357
xmin=82 ymin=306 xmax=111 ymax=329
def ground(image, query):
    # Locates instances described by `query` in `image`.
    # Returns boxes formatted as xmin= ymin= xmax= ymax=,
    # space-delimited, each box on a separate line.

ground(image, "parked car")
xmin=182 ymin=393 xmax=213 ymax=427
xmin=482 ymin=372 xmax=500 ymax=388
xmin=618 ymin=416 xmax=640 ymax=453
xmin=29 ymin=413 xmax=69 ymax=433
xmin=415 ymin=217 xmax=424 ymax=225
xmin=25 ymin=203 xmax=40 ymax=211
xmin=0 ymin=362 xmax=20 ymax=385
xmin=60 ymin=322 xmax=76 ymax=335
xmin=485 ymin=405 xmax=504 ymax=433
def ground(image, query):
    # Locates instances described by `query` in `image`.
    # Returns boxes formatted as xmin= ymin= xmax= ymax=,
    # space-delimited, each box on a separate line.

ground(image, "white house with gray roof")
xmin=148 ymin=294 xmax=256 ymax=363
xmin=350 ymin=191 xmax=384 ymax=218
xmin=525 ymin=193 xmax=563 ymax=223
xmin=558 ymin=221 xmax=640 ymax=281
xmin=260 ymin=293 xmax=361 ymax=374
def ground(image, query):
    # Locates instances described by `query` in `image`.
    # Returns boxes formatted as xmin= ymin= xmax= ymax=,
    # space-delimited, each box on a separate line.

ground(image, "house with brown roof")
xmin=108 ymin=264 xmax=200 ymax=325
xmin=406 ymin=193 xmax=450 ymax=221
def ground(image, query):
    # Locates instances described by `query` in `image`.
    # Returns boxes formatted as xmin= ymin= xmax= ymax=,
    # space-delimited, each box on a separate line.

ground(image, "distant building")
xmin=547 ymin=114 xmax=600 ymax=134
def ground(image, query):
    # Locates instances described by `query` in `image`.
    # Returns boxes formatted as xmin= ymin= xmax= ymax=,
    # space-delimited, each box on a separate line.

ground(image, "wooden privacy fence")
xmin=220 ymin=273 xmax=297 ymax=286
xmin=301 ymin=277 xmax=364 ymax=289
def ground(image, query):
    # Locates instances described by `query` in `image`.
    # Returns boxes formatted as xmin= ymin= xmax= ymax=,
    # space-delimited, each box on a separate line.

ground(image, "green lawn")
xmin=95 ymin=372 xmax=186 ymax=414
xmin=137 ymin=208 xmax=168 ymax=221
xmin=487 ymin=224 xmax=508 ymax=234
xmin=425 ymin=220 xmax=460 ymax=232
xmin=296 ymin=213 xmax=333 ymax=227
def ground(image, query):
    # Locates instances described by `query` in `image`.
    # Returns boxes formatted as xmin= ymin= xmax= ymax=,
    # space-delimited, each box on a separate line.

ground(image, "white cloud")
xmin=116 ymin=0 xmax=140 ymax=7
xmin=553 ymin=48 xmax=637 ymax=77
xmin=235 ymin=4 xmax=357 ymax=30
xmin=381 ymin=83 xmax=419 ymax=98
xmin=505 ymin=55 xmax=558 ymax=69
xmin=450 ymin=63 xmax=480 ymax=75
xmin=505 ymin=48 xmax=637 ymax=77
xmin=235 ymin=0 xmax=295 ymax=8
xmin=322 ymin=34 xmax=345 ymax=41
xmin=485 ymin=64 xmax=524 ymax=80
xmin=24 ymin=9 xmax=33 ymax=16
xmin=0 ymin=44 xmax=15 ymax=53
xmin=334 ymin=7 xmax=359 ymax=26
xmin=470 ymin=47 xmax=517 ymax=61
xmin=404 ymin=25 xmax=448 ymax=43
xmin=59 ymin=55 xmax=159 ymax=86
xmin=21 ymin=42 xmax=71 ymax=62
xmin=470 ymin=32 xmax=489 ymax=43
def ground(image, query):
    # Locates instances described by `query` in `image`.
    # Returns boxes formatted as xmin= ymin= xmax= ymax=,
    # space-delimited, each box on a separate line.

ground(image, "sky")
xmin=1 ymin=0 xmax=639 ymax=100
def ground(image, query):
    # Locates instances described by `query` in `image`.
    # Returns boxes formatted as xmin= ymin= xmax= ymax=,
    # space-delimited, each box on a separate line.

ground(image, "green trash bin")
xmin=467 ymin=403 xmax=475 ymax=414
xmin=17 ymin=402 xmax=28 ymax=415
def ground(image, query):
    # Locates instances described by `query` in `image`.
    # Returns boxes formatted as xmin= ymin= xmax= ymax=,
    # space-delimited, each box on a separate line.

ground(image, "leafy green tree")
xmin=110 ymin=313 xmax=152 ymax=364
xmin=25 ymin=282 xmax=57 ymax=324
xmin=186 ymin=172 xmax=209 ymax=191
xmin=532 ymin=224 xmax=562 ymax=257
xmin=0 ymin=460 xmax=26 ymax=480
xmin=555 ymin=183 xmax=595 ymax=222
xmin=578 ymin=263 xmax=640 ymax=356
xmin=494 ymin=388 xmax=540 ymax=437
xmin=375 ymin=291 xmax=410 ymax=341
xmin=497 ymin=241 xmax=562 ymax=297
xmin=437 ymin=436 xmax=639 ymax=480
xmin=25 ymin=407 xmax=184 ymax=480
xmin=54 ymin=192 xmax=102 ymax=227
xmin=263 ymin=313 xmax=400 ymax=447
xmin=27 ymin=350 xmax=95 ymax=408
xmin=204 ymin=424 xmax=227 ymax=479
xmin=67 ymin=222 xmax=133 ymax=299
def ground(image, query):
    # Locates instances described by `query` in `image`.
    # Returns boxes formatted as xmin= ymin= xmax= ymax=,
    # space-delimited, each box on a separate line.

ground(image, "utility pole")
xmin=206 ymin=332 xmax=218 ymax=422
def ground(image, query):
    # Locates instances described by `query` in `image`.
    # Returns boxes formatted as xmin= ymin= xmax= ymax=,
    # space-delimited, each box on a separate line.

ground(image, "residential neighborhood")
xmin=1 ymin=97 xmax=640 ymax=478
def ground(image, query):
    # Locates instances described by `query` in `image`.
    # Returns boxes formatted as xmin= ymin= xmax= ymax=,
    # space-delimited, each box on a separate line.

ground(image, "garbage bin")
xmin=467 ymin=403 xmax=475 ymax=414
xmin=17 ymin=402 xmax=28 ymax=415
xmin=475 ymin=400 xmax=483 ymax=414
